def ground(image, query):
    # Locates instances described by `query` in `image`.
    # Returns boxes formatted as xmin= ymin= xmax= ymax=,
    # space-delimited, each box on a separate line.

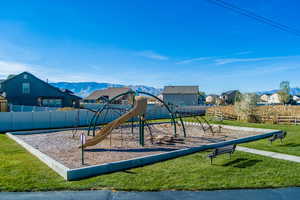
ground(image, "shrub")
xmin=234 ymin=93 xmax=258 ymax=122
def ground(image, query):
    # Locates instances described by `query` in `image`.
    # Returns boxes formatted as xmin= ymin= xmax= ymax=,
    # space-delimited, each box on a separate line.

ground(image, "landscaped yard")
xmin=1 ymin=131 xmax=300 ymax=192
xmin=194 ymin=118 xmax=300 ymax=156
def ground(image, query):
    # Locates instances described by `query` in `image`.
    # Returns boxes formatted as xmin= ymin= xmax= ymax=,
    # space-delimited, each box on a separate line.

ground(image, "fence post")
xmin=65 ymin=111 xmax=67 ymax=127
xmin=32 ymin=111 xmax=34 ymax=129
xmin=10 ymin=112 xmax=14 ymax=131
xmin=49 ymin=111 xmax=52 ymax=128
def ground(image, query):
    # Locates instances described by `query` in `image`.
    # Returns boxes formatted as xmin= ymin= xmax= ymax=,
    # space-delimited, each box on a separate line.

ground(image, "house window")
xmin=22 ymin=83 xmax=30 ymax=94
xmin=42 ymin=99 xmax=62 ymax=107
xmin=24 ymin=74 xmax=28 ymax=79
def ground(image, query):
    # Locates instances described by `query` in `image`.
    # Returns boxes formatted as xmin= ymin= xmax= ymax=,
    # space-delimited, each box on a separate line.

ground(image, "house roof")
xmin=221 ymin=90 xmax=239 ymax=96
xmin=85 ymin=87 xmax=132 ymax=100
xmin=0 ymin=72 xmax=81 ymax=99
xmin=162 ymin=86 xmax=199 ymax=94
xmin=60 ymin=88 xmax=74 ymax=94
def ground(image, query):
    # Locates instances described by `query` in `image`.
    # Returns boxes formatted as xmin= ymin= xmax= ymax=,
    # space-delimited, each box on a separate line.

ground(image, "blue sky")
xmin=0 ymin=0 xmax=300 ymax=94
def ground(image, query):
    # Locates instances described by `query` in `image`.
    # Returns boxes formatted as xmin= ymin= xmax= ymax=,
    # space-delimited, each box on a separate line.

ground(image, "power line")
xmin=205 ymin=0 xmax=300 ymax=37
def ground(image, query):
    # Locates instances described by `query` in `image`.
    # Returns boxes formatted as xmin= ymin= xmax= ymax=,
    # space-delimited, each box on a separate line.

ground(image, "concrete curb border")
xmin=6 ymin=123 xmax=281 ymax=181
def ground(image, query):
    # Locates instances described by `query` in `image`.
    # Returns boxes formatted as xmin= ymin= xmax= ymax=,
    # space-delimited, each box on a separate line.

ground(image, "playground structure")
xmin=82 ymin=96 xmax=148 ymax=148
xmin=78 ymin=90 xmax=215 ymax=150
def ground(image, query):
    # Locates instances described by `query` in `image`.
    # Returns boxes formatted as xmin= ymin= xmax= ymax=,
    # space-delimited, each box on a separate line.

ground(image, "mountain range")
xmin=51 ymin=82 xmax=300 ymax=98
xmin=50 ymin=82 xmax=162 ymax=97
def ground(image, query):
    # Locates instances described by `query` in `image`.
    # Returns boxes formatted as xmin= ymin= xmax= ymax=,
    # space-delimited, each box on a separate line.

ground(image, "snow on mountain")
xmin=50 ymin=82 xmax=162 ymax=97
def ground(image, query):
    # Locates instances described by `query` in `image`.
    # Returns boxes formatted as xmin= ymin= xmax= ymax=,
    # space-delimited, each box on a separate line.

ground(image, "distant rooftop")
xmin=163 ymin=86 xmax=199 ymax=94
xmin=221 ymin=90 xmax=239 ymax=96
xmin=85 ymin=87 xmax=132 ymax=100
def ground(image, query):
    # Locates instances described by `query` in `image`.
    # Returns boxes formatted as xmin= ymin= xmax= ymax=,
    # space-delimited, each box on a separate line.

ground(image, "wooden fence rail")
xmin=207 ymin=110 xmax=300 ymax=125
xmin=277 ymin=115 xmax=300 ymax=125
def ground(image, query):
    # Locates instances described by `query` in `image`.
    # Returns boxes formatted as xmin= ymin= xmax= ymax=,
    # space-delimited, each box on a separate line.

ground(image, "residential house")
xmin=84 ymin=87 xmax=133 ymax=104
xmin=162 ymin=86 xmax=199 ymax=106
xmin=205 ymin=94 xmax=219 ymax=104
xmin=260 ymin=94 xmax=270 ymax=102
xmin=0 ymin=72 xmax=81 ymax=107
xmin=220 ymin=90 xmax=241 ymax=105
xmin=268 ymin=93 xmax=281 ymax=104
xmin=145 ymin=94 xmax=164 ymax=105
xmin=293 ymin=95 xmax=300 ymax=103
xmin=157 ymin=94 xmax=163 ymax=101
xmin=198 ymin=94 xmax=206 ymax=105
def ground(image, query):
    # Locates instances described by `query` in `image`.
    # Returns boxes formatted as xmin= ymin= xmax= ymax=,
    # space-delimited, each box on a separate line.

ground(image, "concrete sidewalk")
xmin=237 ymin=146 xmax=300 ymax=163
xmin=1 ymin=187 xmax=300 ymax=200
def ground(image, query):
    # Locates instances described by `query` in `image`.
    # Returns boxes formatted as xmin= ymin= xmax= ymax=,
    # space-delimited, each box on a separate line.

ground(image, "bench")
xmin=269 ymin=131 xmax=287 ymax=144
xmin=208 ymin=144 xmax=236 ymax=164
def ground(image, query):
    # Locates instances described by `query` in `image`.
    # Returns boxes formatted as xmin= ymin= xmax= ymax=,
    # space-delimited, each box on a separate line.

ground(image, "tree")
xmin=198 ymin=91 xmax=206 ymax=97
xmin=280 ymin=81 xmax=290 ymax=94
xmin=198 ymin=91 xmax=206 ymax=104
xmin=278 ymin=81 xmax=291 ymax=104
xmin=234 ymin=93 xmax=258 ymax=122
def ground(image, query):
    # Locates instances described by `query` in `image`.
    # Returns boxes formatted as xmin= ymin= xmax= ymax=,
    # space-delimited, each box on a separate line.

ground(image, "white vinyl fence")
xmin=0 ymin=104 xmax=206 ymax=132
xmin=10 ymin=104 xmax=58 ymax=112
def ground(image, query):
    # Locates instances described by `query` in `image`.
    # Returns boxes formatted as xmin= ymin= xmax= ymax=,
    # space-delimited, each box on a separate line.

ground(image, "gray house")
xmin=220 ymin=90 xmax=241 ymax=105
xmin=162 ymin=86 xmax=199 ymax=106
xmin=0 ymin=72 xmax=81 ymax=107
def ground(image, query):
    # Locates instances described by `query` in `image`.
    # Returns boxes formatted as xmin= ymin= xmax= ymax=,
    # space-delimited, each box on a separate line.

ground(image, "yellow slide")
xmin=82 ymin=96 xmax=148 ymax=148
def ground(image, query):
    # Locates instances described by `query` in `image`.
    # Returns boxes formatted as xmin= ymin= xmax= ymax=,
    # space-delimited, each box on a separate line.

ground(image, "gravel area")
xmin=16 ymin=124 xmax=265 ymax=169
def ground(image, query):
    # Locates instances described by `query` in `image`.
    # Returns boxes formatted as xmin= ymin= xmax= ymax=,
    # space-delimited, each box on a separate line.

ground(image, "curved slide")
xmin=81 ymin=96 xmax=148 ymax=148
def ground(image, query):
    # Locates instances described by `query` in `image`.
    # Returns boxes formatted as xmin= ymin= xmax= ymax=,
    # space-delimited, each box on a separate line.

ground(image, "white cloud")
xmin=0 ymin=60 xmax=34 ymax=78
xmin=200 ymin=64 xmax=300 ymax=81
xmin=176 ymin=57 xmax=213 ymax=64
xmin=136 ymin=50 xmax=169 ymax=60
xmin=215 ymin=57 xmax=269 ymax=65
xmin=214 ymin=55 xmax=300 ymax=65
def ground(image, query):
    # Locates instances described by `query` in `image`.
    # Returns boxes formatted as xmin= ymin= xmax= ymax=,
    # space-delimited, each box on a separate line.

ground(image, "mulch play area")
xmin=15 ymin=123 xmax=269 ymax=169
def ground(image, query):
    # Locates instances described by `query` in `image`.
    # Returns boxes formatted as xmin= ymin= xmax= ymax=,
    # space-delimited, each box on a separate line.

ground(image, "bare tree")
xmin=234 ymin=93 xmax=258 ymax=122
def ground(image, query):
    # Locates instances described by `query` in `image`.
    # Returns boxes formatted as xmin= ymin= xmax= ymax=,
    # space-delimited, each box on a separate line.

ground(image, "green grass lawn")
xmin=189 ymin=118 xmax=300 ymax=156
xmin=1 ymin=134 xmax=300 ymax=192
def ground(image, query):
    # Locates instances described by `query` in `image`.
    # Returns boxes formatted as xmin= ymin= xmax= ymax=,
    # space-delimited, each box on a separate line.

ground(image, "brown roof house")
xmin=84 ymin=87 xmax=133 ymax=104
